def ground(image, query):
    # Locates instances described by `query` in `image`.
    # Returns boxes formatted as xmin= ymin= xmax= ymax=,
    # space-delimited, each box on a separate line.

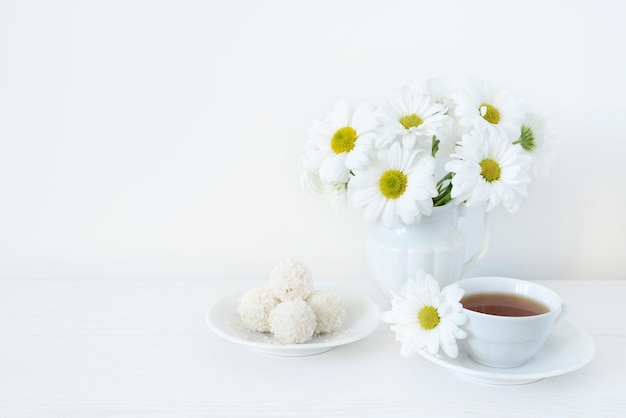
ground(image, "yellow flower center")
xmin=480 ymin=158 xmax=501 ymax=182
xmin=379 ymin=169 xmax=407 ymax=199
xmin=418 ymin=306 xmax=440 ymax=330
xmin=330 ymin=126 xmax=357 ymax=154
xmin=479 ymin=103 xmax=500 ymax=124
xmin=399 ymin=113 xmax=423 ymax=130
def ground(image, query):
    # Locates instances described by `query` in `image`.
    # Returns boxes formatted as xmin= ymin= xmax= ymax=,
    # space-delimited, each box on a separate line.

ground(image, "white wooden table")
xmin=0 ymin=278 xmax=623 ymax=417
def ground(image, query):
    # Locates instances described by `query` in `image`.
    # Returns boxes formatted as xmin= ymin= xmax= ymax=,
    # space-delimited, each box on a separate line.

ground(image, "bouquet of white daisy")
xmin=300 ymin=78 xmax=552 ymax=228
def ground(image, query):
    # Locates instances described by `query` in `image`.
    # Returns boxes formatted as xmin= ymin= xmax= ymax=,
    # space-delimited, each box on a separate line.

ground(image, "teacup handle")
xmin=463 ymin=211 xmax=490 ymax=272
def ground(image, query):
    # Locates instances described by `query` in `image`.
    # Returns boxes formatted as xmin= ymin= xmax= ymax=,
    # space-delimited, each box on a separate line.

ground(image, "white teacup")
xmin=456 ymin=277 xmax=562 ymax=368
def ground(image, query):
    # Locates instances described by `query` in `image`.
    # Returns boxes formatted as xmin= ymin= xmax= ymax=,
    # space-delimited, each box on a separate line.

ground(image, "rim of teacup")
xmin=455 ymin=276 xmax=562 ymax=320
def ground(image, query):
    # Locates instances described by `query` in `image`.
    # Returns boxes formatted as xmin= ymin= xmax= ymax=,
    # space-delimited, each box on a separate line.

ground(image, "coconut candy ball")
xmin=307 ymin=289 xmax=346 ymax=334
xmin=237 ymin=287 xmax=279 ymax=332
xmin=269 ymin=258 xmax=314 ymax=302
xmin=269 ymin=299 xmax=317 ymax=344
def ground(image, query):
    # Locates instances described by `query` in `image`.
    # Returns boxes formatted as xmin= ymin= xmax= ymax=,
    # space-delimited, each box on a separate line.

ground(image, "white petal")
xmin=328 ymin=100 xmax=349 ymax=128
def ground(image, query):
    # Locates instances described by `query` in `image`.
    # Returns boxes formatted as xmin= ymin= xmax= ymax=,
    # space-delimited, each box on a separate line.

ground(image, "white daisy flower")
xmin=350 ymin=142 xmax=437 ymax=228
xmin=375 ymin=91 xmax=451 ymax=151
xmin=403 ymin=78 xmax=450 ymax=108
xmin=299 ymin=167 xmax=348 ymax=211
xmin=403 ymin=78 xmax=458 ymax=150
xmin=515 ymin=112 xmax=555 ymax=178
xmin=453 ymin=79 xmax=525 ymax=141
xmin=445 ymin=127 xmax=532 ymax=213
xmin=381 ymin=270 xmax=467 ymax=358
xmin=303 ymin=100 xmax=378 ymax=185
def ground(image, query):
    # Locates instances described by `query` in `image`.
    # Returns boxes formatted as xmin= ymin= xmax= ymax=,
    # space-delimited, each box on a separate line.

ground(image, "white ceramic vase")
xmin=366 ymin=203 xmax=488 ymax=301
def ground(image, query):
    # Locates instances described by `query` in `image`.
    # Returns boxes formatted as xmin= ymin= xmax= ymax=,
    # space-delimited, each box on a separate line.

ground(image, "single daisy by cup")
xmin=445 ymin=126 xmax=532 ymax=213
xmin=302 ymin=100 xmax=378 ymax=185
xmin=515 ymin=112 xmax=554 ymax=178
xmin=375 ymin=91 xmax=451 ymax=151
xmin=453 ymin=79 xmax=525 ymax=141
xmin=381 ymin=270 xmax=467 ymax=358
xmin=350 ymin=142 xmax=437 ymax=228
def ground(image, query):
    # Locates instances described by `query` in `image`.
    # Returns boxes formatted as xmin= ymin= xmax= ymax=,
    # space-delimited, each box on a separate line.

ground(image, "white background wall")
xmin=1 ymin=0 xmax=624 ymax=282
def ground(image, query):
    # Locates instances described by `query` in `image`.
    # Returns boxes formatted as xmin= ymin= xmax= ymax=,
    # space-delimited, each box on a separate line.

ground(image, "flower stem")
xmin=433 ymin=173 xmax=454 ymax=206
xmin=436 ymin=172 xmax=453 ymax=187
xmin=431 ymin=135 xmax=440 ymax=158
xmin=433 ymin=185 xmax=452 ymax=206
xmin=513 ymin=125 xmax=536 ymax=152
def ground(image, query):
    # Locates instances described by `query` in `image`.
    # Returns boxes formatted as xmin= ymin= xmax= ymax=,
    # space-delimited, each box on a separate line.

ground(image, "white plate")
xmin=206 ymin=283 xmax=381 ymax=356
xmin=418 ymin=317 xmax=595 ymax=385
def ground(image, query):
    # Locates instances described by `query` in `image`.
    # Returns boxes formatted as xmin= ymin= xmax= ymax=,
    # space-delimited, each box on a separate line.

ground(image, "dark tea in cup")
xmin=461 ymin=292 xmax=549 ymax=317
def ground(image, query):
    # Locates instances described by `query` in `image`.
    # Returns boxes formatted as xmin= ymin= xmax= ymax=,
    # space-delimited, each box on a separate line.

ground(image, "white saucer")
xmin=206 ymin=283 xmax=381 ymax=357
xmin=418 ymin=317 xmax=595 ymax=385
